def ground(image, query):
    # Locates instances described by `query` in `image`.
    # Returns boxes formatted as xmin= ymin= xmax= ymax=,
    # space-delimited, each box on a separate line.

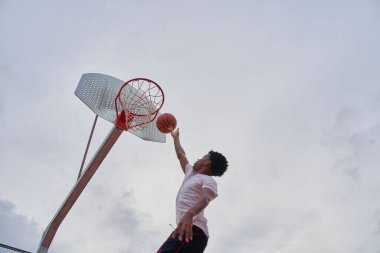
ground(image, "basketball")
xmin=156 ymin=113 xmax=177 ymax=133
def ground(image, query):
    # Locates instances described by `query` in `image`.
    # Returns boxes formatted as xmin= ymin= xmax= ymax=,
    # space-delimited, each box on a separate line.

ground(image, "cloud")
xmin=0 ymin=197 xmax=39 ymax=252
xmin=40 ymin=183 xmax=163 ymax=253
xmin=322 ymin=101 xmax=380 ymax=181
xmin=104 ymin=191 xmax=147 ymax=235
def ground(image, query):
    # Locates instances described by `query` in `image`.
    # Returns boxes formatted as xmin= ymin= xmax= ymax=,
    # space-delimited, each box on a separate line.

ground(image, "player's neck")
xmin=196 ymin=167 xmax=212 ymax=176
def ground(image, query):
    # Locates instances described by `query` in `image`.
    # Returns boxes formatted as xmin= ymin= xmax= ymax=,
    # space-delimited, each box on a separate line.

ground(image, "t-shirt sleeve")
xmin=184 ymin=163 xmax=193 ymax=175
xmin=202 ymin=177 xmax=218 ymax=200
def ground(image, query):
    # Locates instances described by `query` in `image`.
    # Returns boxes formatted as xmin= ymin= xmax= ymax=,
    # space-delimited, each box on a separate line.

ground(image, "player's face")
xmin=193 ymin=154 xmax=211 ymax=173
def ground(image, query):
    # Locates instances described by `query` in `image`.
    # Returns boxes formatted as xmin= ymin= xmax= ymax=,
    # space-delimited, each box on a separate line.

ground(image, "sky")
xmin=1 ymin=0 xmax=380 ymax=252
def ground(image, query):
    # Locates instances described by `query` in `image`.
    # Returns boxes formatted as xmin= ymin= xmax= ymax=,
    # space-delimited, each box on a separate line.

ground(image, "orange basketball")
xmin=156 ymin=113 xmax=177 ymax=133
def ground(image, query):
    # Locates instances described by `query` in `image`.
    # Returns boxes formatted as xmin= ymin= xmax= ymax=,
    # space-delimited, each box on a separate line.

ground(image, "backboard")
xmin=75 ymin=73 xmax=166 ymax=143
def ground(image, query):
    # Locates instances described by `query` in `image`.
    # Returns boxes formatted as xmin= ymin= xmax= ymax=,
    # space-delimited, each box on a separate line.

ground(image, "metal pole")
xmin=77 ymin=115 xmax=98 ymax=180
xmin=37 ymin=126 xmax=124 ymax=253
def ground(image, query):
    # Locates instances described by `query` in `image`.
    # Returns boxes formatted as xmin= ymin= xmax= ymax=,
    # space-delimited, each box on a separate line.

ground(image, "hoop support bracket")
xmin=37 ymin=126 xmax=123 ymax=253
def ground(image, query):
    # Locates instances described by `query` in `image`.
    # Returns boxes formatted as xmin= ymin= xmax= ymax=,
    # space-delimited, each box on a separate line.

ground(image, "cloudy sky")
xmin=1 ymin=0 xmax=380 ymax=252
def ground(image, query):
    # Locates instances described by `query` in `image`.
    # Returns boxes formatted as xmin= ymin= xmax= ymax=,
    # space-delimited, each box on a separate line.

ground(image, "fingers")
xmin=190 ymin=224 xmax=193 ymax=241
xmin=175 ymin=222 xmax=185 ymax=241
xmin=172 ymin=225 xmax=182 ymax=240
xmin=172 ymin=222 xmax=193 ymax=242
xmin=179 ymin=225 xmax=186 ymax=242
xmin=185 ymin=222 xmax=193 ymax=242
xmin=172 ymin=227 xmax=179 ymax=239
xmin=169 ymin=126 xmax=176 ymax=137
xmin=170 ymin=127 xmax=180 ymax=137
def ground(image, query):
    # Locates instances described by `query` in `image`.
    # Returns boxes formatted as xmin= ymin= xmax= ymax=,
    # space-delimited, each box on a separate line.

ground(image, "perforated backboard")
xmin=75 ymin=73 xmax=166 ymax=143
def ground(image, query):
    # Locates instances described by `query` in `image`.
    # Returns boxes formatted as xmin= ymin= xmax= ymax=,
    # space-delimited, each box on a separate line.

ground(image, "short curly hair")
xmin=208 ymin=150 xmax=228 ymax=176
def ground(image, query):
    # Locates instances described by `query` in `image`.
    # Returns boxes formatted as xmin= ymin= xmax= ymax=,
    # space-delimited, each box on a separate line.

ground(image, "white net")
xmin=115 ymin=78 xmax=164 ymax=131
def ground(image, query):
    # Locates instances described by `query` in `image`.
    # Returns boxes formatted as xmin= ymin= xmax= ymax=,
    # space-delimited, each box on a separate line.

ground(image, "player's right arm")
xmin=171 ymin=128 xmax=189 ymax=173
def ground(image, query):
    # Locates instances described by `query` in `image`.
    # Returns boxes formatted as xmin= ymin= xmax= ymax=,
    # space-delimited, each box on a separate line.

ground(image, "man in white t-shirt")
xmin=156 ymin=128 xmax=228 ymax=253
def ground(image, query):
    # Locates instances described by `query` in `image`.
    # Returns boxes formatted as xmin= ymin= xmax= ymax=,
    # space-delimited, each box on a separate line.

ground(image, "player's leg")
xmin=180 ymin=226 xmax=208 ymax=253
xmin=156 ymin=226 xmax=208 ymax=253
xmin=156 ymin=233 xmax=186 ymax=253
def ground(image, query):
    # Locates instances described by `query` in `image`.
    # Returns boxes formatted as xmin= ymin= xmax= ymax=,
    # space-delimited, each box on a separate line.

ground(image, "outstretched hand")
xmin=172 ymin=211 xmax=194 ymax=242
xmin=170 ymin=127 xmax=180 ymax=139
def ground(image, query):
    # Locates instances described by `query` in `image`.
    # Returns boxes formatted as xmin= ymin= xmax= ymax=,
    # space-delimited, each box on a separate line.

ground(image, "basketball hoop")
xmin=115 ymin=78 xmax=164 ymax=131
xmin=37 ymin=74 xmax=166 ymax=253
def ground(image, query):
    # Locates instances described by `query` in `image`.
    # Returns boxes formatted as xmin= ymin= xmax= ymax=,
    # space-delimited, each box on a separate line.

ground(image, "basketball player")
xmin=156 ymin=128 xmax=228 ymax=253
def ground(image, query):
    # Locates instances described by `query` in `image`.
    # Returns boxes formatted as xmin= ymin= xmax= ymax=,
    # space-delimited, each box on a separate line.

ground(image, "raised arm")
xmin=171 ymin=128 xmax=189 ymax=173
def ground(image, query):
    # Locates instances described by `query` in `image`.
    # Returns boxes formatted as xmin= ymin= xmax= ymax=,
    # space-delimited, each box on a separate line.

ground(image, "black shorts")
xmin=157 ymin=225 xmax=208 ymax=253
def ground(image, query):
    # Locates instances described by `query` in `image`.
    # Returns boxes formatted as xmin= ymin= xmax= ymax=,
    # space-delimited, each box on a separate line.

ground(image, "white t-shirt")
xmin=175 ymin=163 xmax=218 ymax=237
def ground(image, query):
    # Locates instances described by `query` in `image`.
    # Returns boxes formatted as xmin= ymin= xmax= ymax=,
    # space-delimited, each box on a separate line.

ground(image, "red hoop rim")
xmin=114 ymin=78 xmax=165 ymax=130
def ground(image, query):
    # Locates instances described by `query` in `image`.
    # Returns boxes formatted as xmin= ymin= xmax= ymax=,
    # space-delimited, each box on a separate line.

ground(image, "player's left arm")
xmin=172 ymin=187 xmax=217 ymax=242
